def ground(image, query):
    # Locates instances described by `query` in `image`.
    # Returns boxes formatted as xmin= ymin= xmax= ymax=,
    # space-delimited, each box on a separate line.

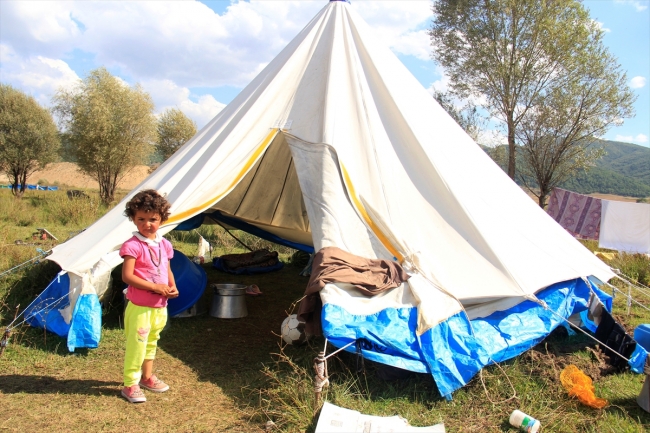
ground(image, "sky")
xmin=0 ymin=0 xmax=648 ymax=147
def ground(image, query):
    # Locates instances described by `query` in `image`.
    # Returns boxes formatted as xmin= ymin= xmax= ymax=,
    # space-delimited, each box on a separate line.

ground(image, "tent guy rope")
xmin=0 ymin=248 xmax=51 ymax=279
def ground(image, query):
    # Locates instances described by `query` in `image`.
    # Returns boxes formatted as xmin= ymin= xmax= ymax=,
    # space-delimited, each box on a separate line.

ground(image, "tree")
xmin=53 ymin=67 xmax=156 ymax=204
xmin=0 ymin=84 xmax=60 ymax=199
xmin=429 ymin=0 xmax=634 ymax=180
xmin=432 ymin=90 xmax=485 ymax=143
xmin=156 ymin=108 xmax=197 ymax=161
xmin=517 ymin=55 xmax=634 ymax=207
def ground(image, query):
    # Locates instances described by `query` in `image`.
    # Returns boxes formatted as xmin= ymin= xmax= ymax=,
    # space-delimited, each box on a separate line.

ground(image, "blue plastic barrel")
xmin=634 ymin=324 xmax=650 ymax=352
xmin=167 ymin=250 xmax=207 ymax=317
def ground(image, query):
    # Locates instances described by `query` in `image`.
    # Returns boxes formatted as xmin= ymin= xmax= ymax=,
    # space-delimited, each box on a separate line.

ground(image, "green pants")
xmin=123 ymin=302 xmax=167 ymax=387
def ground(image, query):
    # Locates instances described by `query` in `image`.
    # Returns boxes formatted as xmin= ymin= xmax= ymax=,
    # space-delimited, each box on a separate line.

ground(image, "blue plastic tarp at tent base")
xmin=321 ymin=277 xmax=624 ymax=399
xmin=25 ymin=272 xmax=72 ymax=338
xmin=24 ymin=272 xmax=103 ymax=351
xmin=67 ymin=293 xmax=102 ymax=352
xmin=323 ymin=303 xmax=430 ymax=373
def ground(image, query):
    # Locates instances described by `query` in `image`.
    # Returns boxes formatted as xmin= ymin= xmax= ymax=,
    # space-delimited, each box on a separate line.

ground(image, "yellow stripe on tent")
xmin=340 ymin=164 xmax=404 ymax=262
xmin=165 ymin=128 xmax=280 ymax=225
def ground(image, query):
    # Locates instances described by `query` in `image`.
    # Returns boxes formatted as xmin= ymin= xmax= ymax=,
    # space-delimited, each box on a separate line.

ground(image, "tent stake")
xmin=313 ymin=350 xmax=329 ymax=411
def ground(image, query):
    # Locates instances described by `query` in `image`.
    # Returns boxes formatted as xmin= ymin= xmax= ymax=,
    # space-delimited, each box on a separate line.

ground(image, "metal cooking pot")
xmin=210 ymin=284 xmax=248 ymax=318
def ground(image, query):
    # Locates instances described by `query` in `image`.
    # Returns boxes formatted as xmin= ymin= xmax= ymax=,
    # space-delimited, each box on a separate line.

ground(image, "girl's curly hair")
xmin=124 ymin=189 xmax=171 ymax=223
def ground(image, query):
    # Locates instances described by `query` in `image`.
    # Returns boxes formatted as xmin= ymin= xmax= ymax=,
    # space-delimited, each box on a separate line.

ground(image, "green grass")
xmin=1 ymin=189 xmax=650 ymax=432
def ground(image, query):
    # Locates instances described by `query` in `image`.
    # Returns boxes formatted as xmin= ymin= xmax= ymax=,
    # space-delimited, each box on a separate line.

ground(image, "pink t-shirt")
xmin=119 ymin=235 xmax=174 ymax=308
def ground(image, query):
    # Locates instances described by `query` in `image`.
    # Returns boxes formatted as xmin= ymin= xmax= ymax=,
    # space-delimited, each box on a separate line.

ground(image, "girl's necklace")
xmin=147 ymin=243 xmax=162 ymax=276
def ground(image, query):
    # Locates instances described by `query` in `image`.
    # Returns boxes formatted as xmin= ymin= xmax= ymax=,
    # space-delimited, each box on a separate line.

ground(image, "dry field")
xmin=0 ymin=162 xmax=150 ymax=190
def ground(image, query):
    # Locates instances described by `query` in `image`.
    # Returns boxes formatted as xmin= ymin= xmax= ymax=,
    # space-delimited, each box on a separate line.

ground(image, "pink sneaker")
xmin=139 ymin=375 xmax=169 ymax=393
xmin=121 ymin=385 xmax=146 ymax=403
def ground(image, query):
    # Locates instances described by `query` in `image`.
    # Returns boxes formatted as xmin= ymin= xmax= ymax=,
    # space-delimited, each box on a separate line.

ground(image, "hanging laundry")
xmin=599 ymin=200 xmax=650 ymax=254
xmin=546 ymin=188 xmax=601 ymax=240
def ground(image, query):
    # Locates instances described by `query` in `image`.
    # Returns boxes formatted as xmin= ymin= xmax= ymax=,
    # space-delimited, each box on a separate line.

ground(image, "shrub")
xmin=44 ymin=191 xmax=102 ymax=226
xmin=609 ymin=253 xmax=650 ymax=287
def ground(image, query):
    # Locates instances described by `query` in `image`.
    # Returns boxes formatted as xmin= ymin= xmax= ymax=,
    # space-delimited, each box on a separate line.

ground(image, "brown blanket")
xmin=297 ymin=247 xmax=410 ymax=335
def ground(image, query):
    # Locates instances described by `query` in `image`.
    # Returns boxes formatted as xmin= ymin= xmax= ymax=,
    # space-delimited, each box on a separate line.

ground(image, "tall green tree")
xmin=53 ymin=68 xmax=156 ymax=204
xmin=0 ymin=84 xmax=60 ymax=199
xmin=429 ymin=0 xmax=634 ymax=180
xmin=517 ymin=58 xmax=634 ymax=207
xmin=156 ymin=108 xmax=197 ymax=161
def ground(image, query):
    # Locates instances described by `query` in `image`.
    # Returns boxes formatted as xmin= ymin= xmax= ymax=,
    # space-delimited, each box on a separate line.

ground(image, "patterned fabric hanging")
xmin=547 ymin=188 xmax=601 ymax=240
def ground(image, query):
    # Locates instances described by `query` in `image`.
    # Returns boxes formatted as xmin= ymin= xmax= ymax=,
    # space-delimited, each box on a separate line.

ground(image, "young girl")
xmin=119 ymin=189 xmax=178 ymax=403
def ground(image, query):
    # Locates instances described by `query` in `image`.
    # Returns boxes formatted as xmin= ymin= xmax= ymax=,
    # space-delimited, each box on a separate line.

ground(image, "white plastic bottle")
xmin=509 ymin=410 xmax=540 ymax=433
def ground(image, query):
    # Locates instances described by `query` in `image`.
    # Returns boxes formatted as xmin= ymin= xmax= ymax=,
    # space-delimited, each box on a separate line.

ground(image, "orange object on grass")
xmin=560 ymin=365 xmax=608 ymax=409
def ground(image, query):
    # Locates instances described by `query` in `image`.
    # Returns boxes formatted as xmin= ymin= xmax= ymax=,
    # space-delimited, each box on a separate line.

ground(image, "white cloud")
xmin=0 ymin=44 xmax=79 ymax=106
xmin=178 ymin=94 xmax=225 ymax=130
xmin=352 ymin=1 xmax=433 ymax=60
xmin=630 ymin=76 xmax=646 ymax=89
xmin=0 ymin=0 xmax=434 ymax=123
xmin=427 ymin=70 xmax=451 ymax=95
xmin=0 ymin=1 xmax=433 ymax=88
xmin=143 ymin=79 xmax=225 ymax=129
xmin=615 ymin=0 xmax=648 ymax=12
xmin=592 ymin=20 xmax=611 ymax=33
xmin=0 ymin=1 xmax=82 ymax=58
xmin=390 ymin=30 xmax=431 ymax=61
xmin=615 ymin=134 xmax=649 ymax=144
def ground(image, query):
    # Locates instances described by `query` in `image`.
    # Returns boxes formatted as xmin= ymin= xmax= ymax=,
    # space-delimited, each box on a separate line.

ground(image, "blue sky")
xmin=0 ymin=0 xmax=648 ymax=147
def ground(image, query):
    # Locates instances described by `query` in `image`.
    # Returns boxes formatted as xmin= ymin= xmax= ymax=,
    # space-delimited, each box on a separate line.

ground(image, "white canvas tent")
xmin=31 ymin=0 xmax=617 ymax=397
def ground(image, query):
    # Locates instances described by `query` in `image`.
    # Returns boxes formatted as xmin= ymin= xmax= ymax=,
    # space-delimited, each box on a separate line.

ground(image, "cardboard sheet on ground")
xmin=315 ymin=402 xmax=445 ymax=433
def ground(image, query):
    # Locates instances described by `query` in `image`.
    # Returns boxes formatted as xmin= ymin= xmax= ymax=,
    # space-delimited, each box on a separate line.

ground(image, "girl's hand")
xmin=166 ymin=285 xmax=179 ymax=299
xmin=151 ymin=283 xmax=172 ymax=296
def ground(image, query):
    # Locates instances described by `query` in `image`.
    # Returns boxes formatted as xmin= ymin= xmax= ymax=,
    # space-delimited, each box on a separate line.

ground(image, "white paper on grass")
xmin=315 ymin=402 xmax=445 ymax=433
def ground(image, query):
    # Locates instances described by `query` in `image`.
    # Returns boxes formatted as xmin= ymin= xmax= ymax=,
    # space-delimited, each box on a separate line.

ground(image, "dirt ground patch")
xmin=0 ymin=162 xmax=150 ymax=190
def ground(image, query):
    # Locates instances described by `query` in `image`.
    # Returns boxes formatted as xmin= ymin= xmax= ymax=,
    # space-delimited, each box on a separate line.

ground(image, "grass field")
xmin=1 ymin=188 xmax=650 ymax=432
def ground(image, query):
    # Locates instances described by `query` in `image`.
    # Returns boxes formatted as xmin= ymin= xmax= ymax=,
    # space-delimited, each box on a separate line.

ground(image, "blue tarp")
xmin=173 ymin=211 xmax=314 ymax=253
xmin=67 ymin=293 xmax=102 ymax=351
xmin=321 ymin=277 xmax=622 ymax=398
xmin=208 ymin=211 xmax=314 ymax=253
xmin=1 ymin=184 xmax=59 ymax=191
xmin=24 ymin=272 xmax=102 ymax=351
xmin=25 ymin=272 xmax=72 ymax=338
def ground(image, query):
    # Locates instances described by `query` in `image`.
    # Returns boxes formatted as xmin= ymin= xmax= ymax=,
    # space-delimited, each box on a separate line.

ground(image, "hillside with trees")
xmin=591 ymin=139 xmax=650 ymax=186
xmin=482 ymin=139 xmax=650 ymax=198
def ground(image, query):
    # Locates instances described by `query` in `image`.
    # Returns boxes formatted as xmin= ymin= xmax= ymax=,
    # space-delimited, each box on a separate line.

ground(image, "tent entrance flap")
xmin=213 ymin=132 xmax=309 ymax=232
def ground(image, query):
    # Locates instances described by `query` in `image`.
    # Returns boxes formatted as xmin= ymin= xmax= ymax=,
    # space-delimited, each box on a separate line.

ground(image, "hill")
xmin=562 ymin=139 xmax=650 ymax=197
xmin=481 ymin=139 xmax=650 ymax=198
xmin=593 ymin=139 xmax=650 ymax=186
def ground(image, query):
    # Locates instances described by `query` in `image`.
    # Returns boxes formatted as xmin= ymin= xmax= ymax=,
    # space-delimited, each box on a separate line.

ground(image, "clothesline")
xmin=546 ymin=187 xmax=650 ymax=255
